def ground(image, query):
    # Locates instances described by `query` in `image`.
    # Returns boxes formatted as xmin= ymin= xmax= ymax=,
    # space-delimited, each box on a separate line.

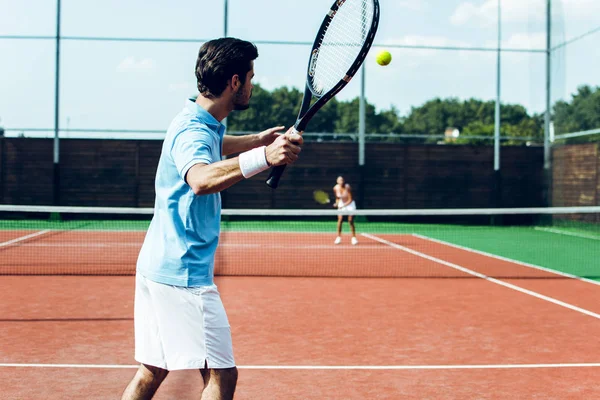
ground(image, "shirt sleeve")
xmin=171 ymin=128 xmax=215 ymax=181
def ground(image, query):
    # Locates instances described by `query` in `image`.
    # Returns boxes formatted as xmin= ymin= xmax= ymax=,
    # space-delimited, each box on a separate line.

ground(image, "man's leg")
xmin=200 ymin=366 xmax=238 ymax=400
xmin=121 ymin=364 xmax=168 ymax=400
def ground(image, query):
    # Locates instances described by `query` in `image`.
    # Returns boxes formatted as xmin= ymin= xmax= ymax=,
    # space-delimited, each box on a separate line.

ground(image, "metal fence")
xmin=1 ymin=0 xmax=599 ymax=203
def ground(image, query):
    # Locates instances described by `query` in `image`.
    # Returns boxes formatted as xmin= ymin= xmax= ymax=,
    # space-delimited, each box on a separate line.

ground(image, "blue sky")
xmin=0 ymin=0 xmax=599 ymax=136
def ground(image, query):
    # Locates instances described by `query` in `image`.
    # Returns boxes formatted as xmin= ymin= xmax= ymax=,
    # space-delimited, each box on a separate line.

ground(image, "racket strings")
xmin=311 ymin=0 xmax=374 ymax=95
xmin=314 ymin=24 xmax=366 ymax=92
xmin=316 ymin=11 xmax=366 ymax=89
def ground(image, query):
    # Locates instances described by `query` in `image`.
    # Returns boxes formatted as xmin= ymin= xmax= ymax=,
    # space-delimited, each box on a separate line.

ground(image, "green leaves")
xmin=554 ymin=85 xmax=600 ymax=142
xmin=226 ymin=84 xmax=599 ymax=145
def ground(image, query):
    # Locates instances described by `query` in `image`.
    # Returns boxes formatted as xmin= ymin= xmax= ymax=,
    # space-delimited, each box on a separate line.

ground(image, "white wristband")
xmin=239 ymin=146 xmax=270 ymax=178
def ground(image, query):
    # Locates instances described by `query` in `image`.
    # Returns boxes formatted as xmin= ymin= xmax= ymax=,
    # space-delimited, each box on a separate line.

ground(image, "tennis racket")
xmin=313 ymin=189 xmax=331 ymax=204
xmin=265 ymin=0 xmax=380 ymax=189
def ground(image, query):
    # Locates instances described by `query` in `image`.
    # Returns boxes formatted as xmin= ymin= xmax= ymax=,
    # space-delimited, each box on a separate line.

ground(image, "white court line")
xmin=10 ymin=243 xmax=384 ymax=250
xmin=361 ymin=233 xmax=600 ymax=320
xmin=0 ymin=230 xmax=51 ymax=248
xmin=411 ymin=233 xmax=600 ymax=287
xmin=9 ymin=242 xmax=140 ymax=248
xmin=1 ymin=362 xmax=600 ymax=370
xmin=534 ymin=227 xmax=600 ymax=241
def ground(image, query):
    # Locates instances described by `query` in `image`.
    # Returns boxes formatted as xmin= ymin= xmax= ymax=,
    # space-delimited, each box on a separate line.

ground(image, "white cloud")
xmin=116 ymin=56 xmax=156 ymax=72
xmin=482 ymin=32 xmax=546 ymax=67
xmin=503 ymin=32 xmax=547 ymax=49
xmin=450 ymin=2 xmax=483 ymax=26
xmin=381 ymin=35 xmax=471 ymax=60
xmin=168 ymin=82 xmax=195 ymax=92
xmin=383 ymin=35 xmax=470 ymax=49
xmin=253 ymin=75 xmax=296 ymax=90
xmin=451 ymin=0 xmax=600 ymax=28
xmin=560 ymin=0 xmax=600 ymax=18
xmin=377 ymin=36 xmax=478 ymax=70
xmin=397 ymin=0 xmax=425 ymax=11
xmin=450 ymin=0 xmax=545 ymax=26
xmin=484 ymin=32 xmax=547 ymax=50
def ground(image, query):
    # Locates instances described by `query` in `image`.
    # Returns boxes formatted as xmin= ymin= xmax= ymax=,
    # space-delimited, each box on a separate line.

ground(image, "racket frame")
xmin=266 ymin=0 xmax=380 ymax=188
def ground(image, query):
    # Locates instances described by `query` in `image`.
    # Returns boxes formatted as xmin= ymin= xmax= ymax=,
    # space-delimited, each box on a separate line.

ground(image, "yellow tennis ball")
xmin=376 ymin=50 xmax=392 ymax=66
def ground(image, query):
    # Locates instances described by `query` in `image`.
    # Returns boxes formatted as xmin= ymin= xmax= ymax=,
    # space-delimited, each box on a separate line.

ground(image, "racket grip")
xmin=266 ymin=165 xmax=287 ymax=189
xmin=265 ymin=126 xmax=301 ymax=189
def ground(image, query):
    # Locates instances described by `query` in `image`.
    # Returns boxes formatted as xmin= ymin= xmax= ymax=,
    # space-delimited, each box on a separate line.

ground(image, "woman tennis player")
xmin=333 ymin=176 xmax=358 ymax=245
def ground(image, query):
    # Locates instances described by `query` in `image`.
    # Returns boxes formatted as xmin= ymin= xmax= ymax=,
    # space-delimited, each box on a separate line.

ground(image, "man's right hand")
xmin=265 ymin=127 xmax=303 ymax=167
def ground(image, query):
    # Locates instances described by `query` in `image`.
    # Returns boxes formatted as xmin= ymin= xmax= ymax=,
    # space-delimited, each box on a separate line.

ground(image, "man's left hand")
xmin=258 ymin=126 xmax=285 ymax=146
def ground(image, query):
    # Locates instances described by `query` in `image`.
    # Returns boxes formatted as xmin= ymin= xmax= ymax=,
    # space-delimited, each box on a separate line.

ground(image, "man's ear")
xmin=230 ymin=74 xmax=241 ymax=91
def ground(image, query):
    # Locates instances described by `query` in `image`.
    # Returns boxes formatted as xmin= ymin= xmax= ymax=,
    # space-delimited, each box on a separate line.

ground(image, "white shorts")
xmin=134 ymin=273 xmax=235 ymax=371
xmin=338 ymin=200 xmax=357 ymax=211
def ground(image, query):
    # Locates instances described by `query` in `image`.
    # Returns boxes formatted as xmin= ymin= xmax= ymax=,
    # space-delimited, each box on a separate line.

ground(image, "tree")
xmin=334 ymin=97 xmax=401 ymax=135
xmin=226 ymin=84 xmax=549 ymax=145
xmin=553 ymin=85 xmax=600 ymax=143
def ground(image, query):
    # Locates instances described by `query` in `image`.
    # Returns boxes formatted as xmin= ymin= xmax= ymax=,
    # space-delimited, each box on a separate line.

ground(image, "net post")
xmin=358 ymin=0 xmax=367 ymax=169
xmin=220 ymin=1 xmax=229 ymax=206
xmin=0 ymin=135 xmax=4 ymax=204
xmin=492 ymin=0 xmax=502 ymax=219
xmin=494 ymin=0 xmax=501 ymax=174
xmin=491 ymin=170 xmax=503 ymax=226
xmin=358 ymin=164 xmax=366 ymax=216
xmin=223 ymin=0 xmax=228 ymax=37
xmin=543 ymin=0 xmax=553 ymax=208
xmin=134 ymin=142 xmax=140 ymax=206
xmin=221 ymin=0 xmax=229 ymax=129
xmin=358 ymin=64 xmax=366 ymax=211
xmin=359 ymin=65 xmax=366 ymax=166
xmin=53 ymin=0 xmax=61 ymax=206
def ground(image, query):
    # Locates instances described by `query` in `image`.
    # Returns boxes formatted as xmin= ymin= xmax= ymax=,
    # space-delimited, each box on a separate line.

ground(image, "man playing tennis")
xmin=121 ymin=38 xmax=303 ymax=400
xmin=333 ymin=176 xmax=358 ymax=245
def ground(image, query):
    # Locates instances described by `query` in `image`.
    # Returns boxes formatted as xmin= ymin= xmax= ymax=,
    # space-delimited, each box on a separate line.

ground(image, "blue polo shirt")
xmin=137 ymin=99 xmax=225 ymax=287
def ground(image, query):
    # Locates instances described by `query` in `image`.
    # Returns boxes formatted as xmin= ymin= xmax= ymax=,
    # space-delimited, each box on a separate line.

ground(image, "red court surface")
xmin=1 ymin=232 xmax=600 ymax=399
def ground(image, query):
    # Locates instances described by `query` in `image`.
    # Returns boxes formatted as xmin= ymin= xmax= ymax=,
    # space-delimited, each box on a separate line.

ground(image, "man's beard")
xmin=233 ymin=88 xmax=251 ymax=111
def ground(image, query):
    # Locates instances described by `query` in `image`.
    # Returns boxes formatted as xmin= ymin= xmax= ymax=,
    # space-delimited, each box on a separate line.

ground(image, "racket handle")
xmin=265 ymin=126 xmax=301 ymax=189
xmin=266 ymin=165 xmax=286 ymax=189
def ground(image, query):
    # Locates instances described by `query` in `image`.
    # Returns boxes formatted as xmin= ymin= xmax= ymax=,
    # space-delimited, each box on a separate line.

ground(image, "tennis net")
xmin=0 ymin=205 xmax=598 ymax=279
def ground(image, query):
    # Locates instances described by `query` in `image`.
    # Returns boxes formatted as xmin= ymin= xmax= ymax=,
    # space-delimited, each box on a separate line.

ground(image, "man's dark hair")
xmin=195 ymin=38 xmax=258 ymax=98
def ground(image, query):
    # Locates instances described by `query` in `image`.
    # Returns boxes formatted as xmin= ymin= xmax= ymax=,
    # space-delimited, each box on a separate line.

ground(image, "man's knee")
xmin=216 ymin=366 xmax=238 ymax=386
xmin=208 ymin=366 xmax=238 ymax=391
xmin=199 ymin=366 xmax=238 ymax=399
xmin=122 ymin=364 xmax=168 ymax=399
xmin=201 ymin=366 xmax=238 ymax=386
xmin=140 ymin=364 xmax=169 ymax=384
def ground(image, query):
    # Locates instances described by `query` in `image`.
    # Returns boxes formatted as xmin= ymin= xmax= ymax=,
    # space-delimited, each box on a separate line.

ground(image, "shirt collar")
xmin=185 ymin=98 xmax=226 ymax=137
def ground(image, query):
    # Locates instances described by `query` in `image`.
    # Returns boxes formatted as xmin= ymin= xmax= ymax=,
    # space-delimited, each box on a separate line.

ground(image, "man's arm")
xmin=186 ymin=129 xmax=302 ymax=195
xmin=185 ymin=158 xmax=246 ymax=196
xmin=222 ymin=126 xmax=285 ymax=156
